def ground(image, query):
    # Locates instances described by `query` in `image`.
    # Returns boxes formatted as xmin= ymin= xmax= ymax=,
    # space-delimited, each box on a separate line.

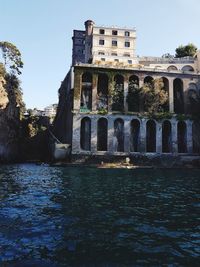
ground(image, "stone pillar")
xmin=108 ymin=75 xmax=114 ymax=112
xmin=91 ymin=116 xmax=97 ymax=153
xmin=171 ymin=120 xmax=178 ymax=153
xmin=124 ymin=76 xmax=129 ymax=113
xmin=73 ymin=70 xmax=82 ymax=112
xmin=186 ymin=120 xmax=193 ymax=153
xmin=139 ymin=74 xmax=144 ymax=112
xmin=140 ymin=118 xmax=146 ymax=152
xmin=108 ymin=118 xmax=114 ymax=153
xmin=92 ymin=73 xmax=98 ymax=111
xmin=124 ymin=119 xmax=130 ymax=153
xmin=72 ymin=114 xmax=81 ymax=153
xmin=168 ymin=78 xmax=174 ymax=113
xmin=156 ymin=121 xmax=162 ymax=153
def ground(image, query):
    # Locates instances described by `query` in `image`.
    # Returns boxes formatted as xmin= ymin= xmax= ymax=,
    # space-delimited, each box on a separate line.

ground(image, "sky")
xmin=1 ymin=0 xmax=200 ymax=109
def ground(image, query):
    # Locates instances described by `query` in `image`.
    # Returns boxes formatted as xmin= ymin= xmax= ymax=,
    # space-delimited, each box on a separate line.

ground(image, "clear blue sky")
xmin=1 ymin=0 xmax=200 ymax=109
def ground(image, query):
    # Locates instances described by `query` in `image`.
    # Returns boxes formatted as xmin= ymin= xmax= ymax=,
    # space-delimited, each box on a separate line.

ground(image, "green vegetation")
xmin=175 ymin=43 xmax=197 ymax=58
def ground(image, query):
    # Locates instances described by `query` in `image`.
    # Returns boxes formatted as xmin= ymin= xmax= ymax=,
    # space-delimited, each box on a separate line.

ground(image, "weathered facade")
xmin=54 ymin=20 xmax=200 ymax=161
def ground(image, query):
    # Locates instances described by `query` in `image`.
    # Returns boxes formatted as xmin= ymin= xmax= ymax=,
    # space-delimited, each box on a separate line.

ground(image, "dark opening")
xmin=97 ymin=118 xmax=108 ymax=151
xmin=174 ymin=78 xmax=184 ymax=114
xmin=177 ymin=121 xmax=187 ymax=153
xmin=128 ymin=75 xmax=140 ymax=112
xmin=192 ymin=121 xmax=200 ymax=153
xmin=81 ymin=72 xmax=92 ymax=111
xmin=97 ymin=74 xmax=108 ymax=111
xmin=80 ymin=117 xmax=91 ymax=150
xmin=146 ymin=120 xmax=156 ymax=152
xmin=162 ymin=120 xmax=172 ymax=153
xmin=114 ymin=119 xmax=124 ymax=152
xmin=130 ymin=119 xmax=140 ymax=152
xmin=112 ymin=75 xmax=124 ymax=111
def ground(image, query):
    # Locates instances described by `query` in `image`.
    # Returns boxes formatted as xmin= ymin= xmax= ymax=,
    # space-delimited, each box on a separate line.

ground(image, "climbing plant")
xmin=127 ymin=80 xmax=141 ymax=112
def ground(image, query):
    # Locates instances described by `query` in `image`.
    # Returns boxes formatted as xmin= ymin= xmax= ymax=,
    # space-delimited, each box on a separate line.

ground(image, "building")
xmin=54 ymin=20 xmax=200 ymax=162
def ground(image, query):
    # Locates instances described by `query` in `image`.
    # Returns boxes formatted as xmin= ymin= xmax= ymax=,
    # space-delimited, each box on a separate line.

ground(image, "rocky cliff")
xmin=0 ymin=68 xmax=23 ymax=162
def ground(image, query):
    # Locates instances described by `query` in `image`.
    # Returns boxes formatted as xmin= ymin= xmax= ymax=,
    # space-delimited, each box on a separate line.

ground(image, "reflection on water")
xmin=0 ymin=164 xmax=199 ymax=266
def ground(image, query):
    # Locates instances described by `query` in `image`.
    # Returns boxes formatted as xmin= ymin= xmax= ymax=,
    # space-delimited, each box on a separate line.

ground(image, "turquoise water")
xmin=0 ymin=164 xmax=199 ymax=266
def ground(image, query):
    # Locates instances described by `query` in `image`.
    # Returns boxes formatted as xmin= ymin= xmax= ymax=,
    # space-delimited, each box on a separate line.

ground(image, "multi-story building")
xmin=54 ymin=20 xmax=200 ymax=162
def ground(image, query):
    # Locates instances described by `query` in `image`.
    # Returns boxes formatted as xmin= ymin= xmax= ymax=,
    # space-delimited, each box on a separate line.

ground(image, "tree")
xmin=0 ymin=41 xmax=23 ymax=75
xmin=140 ymin=78 xmax=168 ymax=113
xmin=175 ymin=43 xmax=197 ymax=58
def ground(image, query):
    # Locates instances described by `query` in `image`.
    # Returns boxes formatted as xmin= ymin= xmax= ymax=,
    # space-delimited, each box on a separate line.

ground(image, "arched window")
xmin=112 ymin=75 xmax=124 ymax=111
xmin=80 ymin=117 xmax=91 ymax=151
xmin=182 ymin=65 xmax=194 ymax=72
xmin=146 ymin=120 xmax=156 ymax=152
xmin=128 ymin=75 xmax=140 ymax=112
xmin=97 ymin=118 xmax=108 ymax=151
xmin=192 ymin=121 xmax=200 ymax=153
xmin=162 ymin=120 xmax=172 ymax=153
xmin=130 ymin=119 xmax=140 ymax=152
xmin=173 ymin=78 xmax=184 ymax=114
xmin=177 ymin=121 xmax=187 ymax=153
xmin=81 ymin=72 xmax=92 ymax=111
xmin=167 ymin=65 xmax=178 ymax=71
xmin=97 ymin=73 xmax=108 ymax=111
xmin=114 ymin=118 xmax=124 ymax=152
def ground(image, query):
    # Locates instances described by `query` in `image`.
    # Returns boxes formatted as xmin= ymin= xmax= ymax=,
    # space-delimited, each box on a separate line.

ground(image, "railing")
xmin=139 ymin=56 xmax=195 ymax=64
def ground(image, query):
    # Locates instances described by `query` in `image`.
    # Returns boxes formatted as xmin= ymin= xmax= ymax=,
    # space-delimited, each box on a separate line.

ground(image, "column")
xmin=92 ymin=73 xmax=98 ymax=111
xmin=140 ymin=118 xmax=146 ymax=152
xmin=124 ymin=119 xmax=130 ymax=153
xmin=183 ymin=79 xmax=189 ymax=114
xmin=91 ymin=116 xmax=97 ymax=153
xmin=72 ymin=114 xmax=81 ymax=153
xmin=139 ymin=75 xmax=144 ymax=112
xmin=186 ymin=120 xmax=193 ymax=153
xmin=108 ymin=75 xmax=114 ymax=112
xmin=124 ymin=76 xmax=129 ymax=113
xmin=108 ymin=118 xmax=114 ymax=153
xmin=156 ymin=121 xmax=162 ymax=153
xmin=168 ymin=78 xmax=174 ymax=113
xmin=171 ymin=119 xmax=178 ymax=153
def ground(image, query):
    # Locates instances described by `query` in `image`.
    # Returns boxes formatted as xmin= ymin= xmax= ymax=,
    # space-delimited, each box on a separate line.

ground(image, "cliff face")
xmin=0 ymin=73 xmax=22 ymax=162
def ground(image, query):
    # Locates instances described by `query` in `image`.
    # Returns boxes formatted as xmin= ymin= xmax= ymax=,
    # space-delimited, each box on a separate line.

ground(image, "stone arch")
xmin=192 ymin=121 xmax=200 ymax=153
xmin=97 ymin=73 xmax=108 ymax=111
xmin=173 ymin=78 xmax=184 ymax=114
xmin=97 ymin=117 xmax=108 ymax=151
xmin=146 ymin=120 xmax=156 ymax=152
xmin=188 ymin=83 xmax=200 ymax=114
xmin=130 ymin=119 xmax=140 ymax=152
xmin=167 ymin=65 xmax=178 ymax=71
xmin=80 ymin=117 xmax=91 ymax=151
xmin=182 ymin=65 xmax=194 ymax=72
xmin=81 ymin=72 xmax=92 ymax=111
xmin=112 ymin=74 xmax=124 ymax=111
xmin=162 ymin=120 xmax=172 ymax=153
xmin=177 ymin=121 xmax=187 ymax=153
xmin=128 ymin=75 xmax=140 ymax=112
xmin=161 ymin=77 xmax=169 ymax=111
xmin=114 ymin=118 xmax=124 ymax=152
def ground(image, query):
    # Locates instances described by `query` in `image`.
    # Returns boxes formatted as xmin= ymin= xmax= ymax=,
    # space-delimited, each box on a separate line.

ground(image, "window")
xmin=99 ymin=39 xmax=105 ymax=45
xmin=111 ymin=52 xmax=117 ymax=56
xmin=112 ymin=30 xmax=118 ymax=35
xmin=128 ymin=60 xmax=132 ymax=64
xmin=125 ymin=41 xmax=130 ymax=47
xmin=114 ymin=59 xmax=119 ymax=62
xmin=124 ymin=53 xmax=130 ymax=57
xmin=125 ymin=31 xmax=130 ymax=37
xmin=101 ymin=58 xmax=105 ymax=61
xmin=99 ymin=29 xmax=105 ymax=34
xmin=98 ymin=51 xmax=105 ymax=55
xmin=112 ymin=40 xmax=117 ymax=46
